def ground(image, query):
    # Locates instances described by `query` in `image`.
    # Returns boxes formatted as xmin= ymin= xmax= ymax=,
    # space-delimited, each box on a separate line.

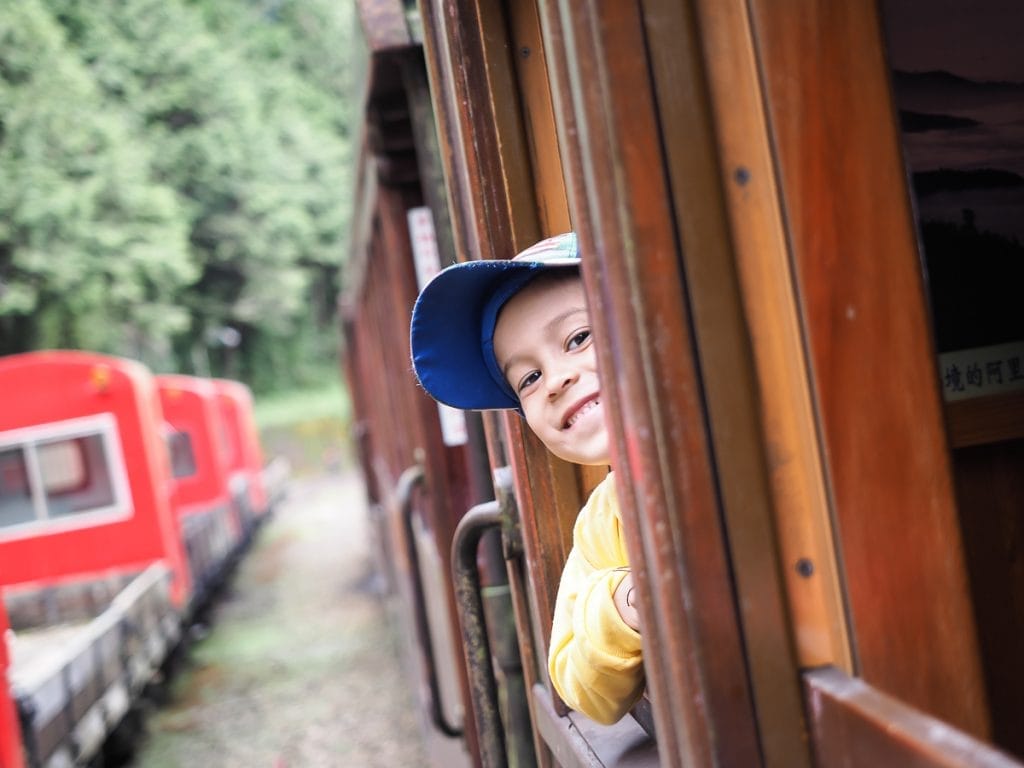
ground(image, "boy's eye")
xmin=567 ymin=329 xmax=591 ymax=351
xmin=517 ymin=370 xmax=541 ymax=393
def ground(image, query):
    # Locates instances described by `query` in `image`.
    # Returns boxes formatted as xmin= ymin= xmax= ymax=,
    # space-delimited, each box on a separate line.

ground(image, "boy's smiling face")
xmin=492 ymin=273 xmax=610 ymax=466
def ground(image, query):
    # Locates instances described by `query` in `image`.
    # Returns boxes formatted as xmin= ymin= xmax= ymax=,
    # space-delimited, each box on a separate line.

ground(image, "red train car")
xmin=0 ymin=602 xmax=23 ymax=768
xmin=0 ymin=351 xmax=188 ymax=603
xmin=157 ymin=374 xmax=242 ymax=612
xmin=0 ymin=353 xmax=284 ymax=766
xmin=0 ymin=351 xmax=187 ymax=767
xmin=212 ymin=378 xmax=268 ymax=534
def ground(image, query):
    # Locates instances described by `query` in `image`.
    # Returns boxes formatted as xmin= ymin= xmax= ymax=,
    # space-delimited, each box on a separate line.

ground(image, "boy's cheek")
xmin=524 ymin=411 xmax=560 ymax=450
xmin=524 ymin=411 xmax=548 ymax=442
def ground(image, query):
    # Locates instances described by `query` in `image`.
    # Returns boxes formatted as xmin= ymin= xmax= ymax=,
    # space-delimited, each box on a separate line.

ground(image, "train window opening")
xmin=37 ymin=439 xmax=87 ymax=494
xmin=0 ymin=414 xmax=129 ymax=535
xmin=167 ymin=429 xmax=198 ymax=479
xmin=881 ymin=0 xmax=1024 ymax=756
xmin=39 ymin=434 xmax=116 ymax=518
xmin=0 ymin=447 xmax=34 ymax=528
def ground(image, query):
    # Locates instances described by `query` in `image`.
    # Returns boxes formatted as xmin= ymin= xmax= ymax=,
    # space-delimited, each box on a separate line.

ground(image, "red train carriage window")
xmin=38 ymin=434 xmax=116 ymax=517
xmin=37 ymin=438 xmax=89 ymax=494
xmin=166 ymin=429 xmax=198 ymax=479
xmin=0 ymin=413 xmax=130 ymax=536
xmin=0 ymin=447 xmax=34 ymax=527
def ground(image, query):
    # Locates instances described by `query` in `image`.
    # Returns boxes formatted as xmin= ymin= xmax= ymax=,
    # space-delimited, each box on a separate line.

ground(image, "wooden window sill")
xmin=945 ymin=391 xmax=1024 ymax=448
xmin=531 ymin=684 xmax=659 ymax=768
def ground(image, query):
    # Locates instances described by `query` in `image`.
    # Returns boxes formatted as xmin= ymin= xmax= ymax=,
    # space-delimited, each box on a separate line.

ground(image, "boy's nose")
xmin=547 ymin=369 xmax=578 ymax=399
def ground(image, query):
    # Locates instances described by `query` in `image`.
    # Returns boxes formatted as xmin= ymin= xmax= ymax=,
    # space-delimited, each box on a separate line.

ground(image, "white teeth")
xmin=566 ymin=399 xmax=599 ymax=428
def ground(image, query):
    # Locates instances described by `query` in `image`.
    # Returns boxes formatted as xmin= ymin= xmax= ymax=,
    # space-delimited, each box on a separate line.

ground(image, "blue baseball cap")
xmin=410 ymin=232 xmax=581 ymax=411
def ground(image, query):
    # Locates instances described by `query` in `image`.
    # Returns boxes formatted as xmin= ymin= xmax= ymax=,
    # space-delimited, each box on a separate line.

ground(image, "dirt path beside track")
xmin=129 ymin=470 xmax=427 ymax=768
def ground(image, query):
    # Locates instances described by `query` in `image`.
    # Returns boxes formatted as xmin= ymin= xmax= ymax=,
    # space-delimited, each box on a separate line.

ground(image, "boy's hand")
xmin=613 ymin=572 xmax=641 ymax=632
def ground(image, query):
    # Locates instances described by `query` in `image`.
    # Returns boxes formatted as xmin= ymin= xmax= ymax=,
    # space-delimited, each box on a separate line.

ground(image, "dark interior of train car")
xmin=881 ymin=0 xmax=1024 ymax=755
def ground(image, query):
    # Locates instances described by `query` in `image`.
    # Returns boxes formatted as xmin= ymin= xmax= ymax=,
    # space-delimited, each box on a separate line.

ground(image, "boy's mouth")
xmin=562 ymin=395 xmax=600 ymax=429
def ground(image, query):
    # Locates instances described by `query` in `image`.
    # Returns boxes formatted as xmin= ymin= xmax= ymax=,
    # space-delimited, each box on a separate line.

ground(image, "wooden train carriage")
xmin=0 ymin=351 xmax=189 ymax=604
xmin=157 ymin=374 xmax=242 ymax=611
xmin=342 ymin=5 xmax=504 ymax=765
xmin=348 ymin=1 xmax=1024 ymax=767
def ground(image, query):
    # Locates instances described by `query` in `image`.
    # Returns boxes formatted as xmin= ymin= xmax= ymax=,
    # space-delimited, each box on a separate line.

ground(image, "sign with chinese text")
xmin=408 ymin=206 xmax=442 ymax=291
xmin=939 ymin=341 xmax=1024 ymax=402
xmin=407 ymin=206 xmax=468 ymax=446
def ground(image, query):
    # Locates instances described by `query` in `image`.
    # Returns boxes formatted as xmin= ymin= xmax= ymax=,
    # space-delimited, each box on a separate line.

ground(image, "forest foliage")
xmin=0 ymin=0 xmax=357 ymax=392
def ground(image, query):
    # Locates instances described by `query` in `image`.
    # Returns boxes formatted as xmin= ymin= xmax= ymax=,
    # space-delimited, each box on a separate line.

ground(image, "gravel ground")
xmin=128 ymin=470 xmax=428 ymax=768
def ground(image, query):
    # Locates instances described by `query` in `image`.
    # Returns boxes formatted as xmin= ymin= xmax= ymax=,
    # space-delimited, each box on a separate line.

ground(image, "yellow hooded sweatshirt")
xmin=547 ymin=472 xmax=644 ymax=724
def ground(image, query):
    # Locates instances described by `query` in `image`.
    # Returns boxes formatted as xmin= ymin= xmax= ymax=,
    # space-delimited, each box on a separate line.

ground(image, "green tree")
xmin=186 ymin=0 xmax=356 ymax=386
xmin=0 ymin=0 xmax=194 ymax=361
xmin=47 ymin=0 xmax=352 ymax=388
xmin=0 ymin=0 xmax=354 ymax=389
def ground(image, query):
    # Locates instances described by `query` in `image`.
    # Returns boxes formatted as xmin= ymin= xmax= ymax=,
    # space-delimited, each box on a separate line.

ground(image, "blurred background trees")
xmin=0 ymin=0 xmax=355 ymax=393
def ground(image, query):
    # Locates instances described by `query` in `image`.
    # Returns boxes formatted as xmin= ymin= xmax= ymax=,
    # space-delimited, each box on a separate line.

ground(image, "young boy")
xmin=410 ymin=232 xmax=644 ymax=725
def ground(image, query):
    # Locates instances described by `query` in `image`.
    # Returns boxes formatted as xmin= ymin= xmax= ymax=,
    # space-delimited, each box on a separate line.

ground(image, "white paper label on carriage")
xmin=407 ymin=206 xmax=441 ymax=291
xmin=938 ymin=340 xmax=1024 ymax=402
xmin=437 ymin=403 xmax=468 ymax=446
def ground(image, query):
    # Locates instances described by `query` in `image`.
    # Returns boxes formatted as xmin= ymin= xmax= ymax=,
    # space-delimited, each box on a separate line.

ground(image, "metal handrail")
xmin=396 ymin=463 xmax=463 ymax=738
xmin=452 ymin=500 xmax=506 ymax=768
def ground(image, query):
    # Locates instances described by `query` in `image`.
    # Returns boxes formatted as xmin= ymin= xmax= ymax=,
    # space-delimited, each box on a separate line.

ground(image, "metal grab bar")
xmin=452 ymin=500 xmax=506 ymax=768
xmin=396 ymin=463 xmax=463 ymax=738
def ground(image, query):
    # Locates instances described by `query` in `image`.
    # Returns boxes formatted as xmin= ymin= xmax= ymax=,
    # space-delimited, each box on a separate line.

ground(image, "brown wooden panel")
xmin=506 ymin=1 xmax=570 ymax=236
xmin=343 ymin=150 xmax=484 ymax=758
xmin=416 ymin=0 xmax=477 ymax=262
xmin=946 ymin=392 xmax=1024 ymax=449
xmin=355 ymin=0 xmax=412 ymax=52
xmin=418 ymin=0 xmax=539 ymax=263
xmin=805 ymin=668 xmax=1020 ymax=768
xmin=400 ymin=54 xmax=460 ymax=272
xmin=417 ymin=3 xmax=596 ymax=766
xmin=635 ymin=0 xmax=843 ymax=763
xmin=682 ymin=0 xmax=851 ymax=673
xmin=549 ymin=2 xmax=760 ymax=765
xmin=748 ymin=0 xmax=990 ymax=737
xmin=532 ymin=684 xmax=659 ymax=768
xmin=953 ymin=439 xmax=1024 ymax=756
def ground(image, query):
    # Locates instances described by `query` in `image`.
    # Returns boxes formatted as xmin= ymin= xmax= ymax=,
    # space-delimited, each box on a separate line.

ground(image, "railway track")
xmin=127 ymin=470 xmax=428 ymax=768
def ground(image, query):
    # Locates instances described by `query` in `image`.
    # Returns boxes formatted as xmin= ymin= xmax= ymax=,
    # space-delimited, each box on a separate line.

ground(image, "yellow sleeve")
xmin=547 ymin=474 xmax=644 ymax=725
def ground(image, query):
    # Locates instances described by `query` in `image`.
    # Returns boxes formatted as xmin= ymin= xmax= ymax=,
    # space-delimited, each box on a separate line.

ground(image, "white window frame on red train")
xmin=0 ymin=413 xmax=132 ymax=539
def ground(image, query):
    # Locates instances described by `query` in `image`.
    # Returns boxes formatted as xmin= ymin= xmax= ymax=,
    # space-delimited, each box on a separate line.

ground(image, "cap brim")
xmin=410 ymin=258 xmax=580 ymax=410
